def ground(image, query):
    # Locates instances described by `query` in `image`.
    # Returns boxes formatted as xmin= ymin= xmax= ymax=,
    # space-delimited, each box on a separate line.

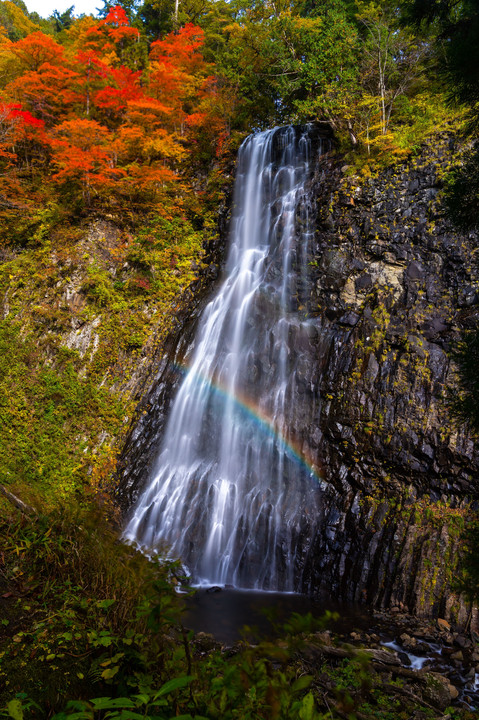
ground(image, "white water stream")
xmin=124 ymin=126 xmax=325 ymax=590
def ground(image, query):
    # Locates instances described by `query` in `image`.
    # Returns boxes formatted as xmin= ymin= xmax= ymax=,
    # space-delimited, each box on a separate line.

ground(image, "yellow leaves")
xmin=113 ymin=125 xmax=185 ymax=165
xmin=143 ymin=129 xmax=186 ymax=162
xmin=0 ymin=23 xmax=10 ymax=45
xmin=112 ymin=125 xmax=144 ymax=163
xmin=0 ymin=37 xmax=20 ymax=81
xmin=223 ymin=21 xmax=243 ymax=37
xmin=0 ymin=1 xmax=41 ymax=40
xmin=290 ymin=15 xmax=323 ymax=33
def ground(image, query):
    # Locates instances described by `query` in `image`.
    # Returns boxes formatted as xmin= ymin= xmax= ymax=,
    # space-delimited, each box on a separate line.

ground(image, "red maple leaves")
xmin=0 ymin=7 xmax=227 ymax=209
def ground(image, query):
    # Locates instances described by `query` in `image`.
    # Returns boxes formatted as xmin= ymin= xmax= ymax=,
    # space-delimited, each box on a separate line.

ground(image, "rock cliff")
xmin=117 ymin=130 xmax=479 ymax=626
xmin=295 ymin=132 xmax=478 ymax=625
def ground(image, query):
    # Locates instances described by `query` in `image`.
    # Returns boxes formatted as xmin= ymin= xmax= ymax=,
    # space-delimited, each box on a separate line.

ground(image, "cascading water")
xmin=124 ymin=125 xmax=326 ymax=591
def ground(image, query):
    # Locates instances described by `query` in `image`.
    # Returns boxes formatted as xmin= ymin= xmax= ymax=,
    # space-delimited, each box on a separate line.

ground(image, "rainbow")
xmin=173 ymin=361 xmax=325 ymax=484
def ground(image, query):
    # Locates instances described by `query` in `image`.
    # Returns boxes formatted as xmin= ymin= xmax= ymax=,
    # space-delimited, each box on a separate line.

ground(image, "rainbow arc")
xmin=174 ymin=361 xmax=325 ymax=484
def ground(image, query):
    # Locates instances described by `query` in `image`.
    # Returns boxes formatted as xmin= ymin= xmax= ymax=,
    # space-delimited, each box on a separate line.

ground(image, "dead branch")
xmin=0 ymin=485 xmax=36 ymax=515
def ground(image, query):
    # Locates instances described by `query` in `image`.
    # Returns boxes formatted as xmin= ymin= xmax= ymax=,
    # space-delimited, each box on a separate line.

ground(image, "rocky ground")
xmin=191 ymin=608 xmax=479 ymax=719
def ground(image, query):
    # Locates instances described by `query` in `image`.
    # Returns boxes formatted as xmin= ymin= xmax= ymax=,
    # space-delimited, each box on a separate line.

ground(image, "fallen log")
xmin=0 ymin=485 xmax=36 ymax=515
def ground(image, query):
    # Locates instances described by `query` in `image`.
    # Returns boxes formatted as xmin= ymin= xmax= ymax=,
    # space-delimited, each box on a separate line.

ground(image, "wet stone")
xmin=454 ymin=635 xmax=472 ymax=649
xmin=407 ymin=261 xmax=427 ymax=280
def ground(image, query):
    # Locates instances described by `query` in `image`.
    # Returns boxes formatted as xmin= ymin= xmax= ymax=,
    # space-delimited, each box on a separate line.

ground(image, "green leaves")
xmin=151 ymin=676 xmax=194 ymax=699
xmin=90 ymin=698 xmax=137 ymax=709
xmin=6 ymin=700 xmax=23 ymax=720
xmin=56 ymin=677 xmax=195 ymax=720
xmin=290 ymin=676 xmax=313 ymax=694
xmin=298 ymin=692 xmax=316 ymax=720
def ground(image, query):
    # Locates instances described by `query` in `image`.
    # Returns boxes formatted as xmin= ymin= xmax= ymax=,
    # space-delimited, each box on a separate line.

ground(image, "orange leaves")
xmin=148 ymin=24 xmax=210 ymax=130
xmin=146 ymin=22 xmax=229 ymax=160
xmin=185 ymin=112 xmax=207 ymax=128
xmin=113 ymin=124 xmax=144 ymax=151
xmin=83 ymin=5 xmax=140 ymax=65
xmin=103 ymin=6 xmax=131 ymax=26
xmin=52 ymin=143 xmax=110 ymax=181
xmin=124 ymin=163 xmax=176 ymax=190
xmin=124 ymin=97 xmax=171 ymax=128
xmin=6 ymin=63 xmax=80 ymax=123
xmin=49 ymin=116 xmax=178 ymax=204
xmin=150 ymin=23 xmax=205 ymax=68
xmin=53 ymin=117 xmax=111 ymax=150
xmin=75 ymin=50 xmax=109 ymax=80
xmin=101 ymin=6 xmax=140 ymax=43
xmin=50 ymin=118 xmax=115 ymax=202
xmin=0 ymin=9 xmax=226 ymax=210
xmin=113 ymin=124 xmax=183 ymax=193
xmin=10 ymin=31 xmax=65 ymax=71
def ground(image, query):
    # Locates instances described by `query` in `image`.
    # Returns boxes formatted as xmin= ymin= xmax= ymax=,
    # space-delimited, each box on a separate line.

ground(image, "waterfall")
xmin=124 ymin=125 xmax=325 ymax=591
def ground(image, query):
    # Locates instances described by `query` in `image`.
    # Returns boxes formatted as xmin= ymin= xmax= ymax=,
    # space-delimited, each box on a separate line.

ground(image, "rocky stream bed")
xmin=188 ymin=596 xmax=479 ymax=718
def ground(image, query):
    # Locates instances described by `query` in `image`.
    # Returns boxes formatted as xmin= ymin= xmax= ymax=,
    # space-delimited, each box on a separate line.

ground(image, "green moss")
xmin=0 ymin=320 xmax=125 ymax=502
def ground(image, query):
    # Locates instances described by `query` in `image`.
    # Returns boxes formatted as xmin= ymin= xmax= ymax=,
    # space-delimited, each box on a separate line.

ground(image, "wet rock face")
xmin=296 ymin=133 xmax=479 ymax=622
xmin=305 ymin=141 xmax=478 ymax=499
xmin=117 ymin=130 xmax=478 ymax=625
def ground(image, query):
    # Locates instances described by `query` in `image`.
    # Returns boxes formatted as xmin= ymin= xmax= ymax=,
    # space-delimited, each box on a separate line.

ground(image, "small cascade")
xmin=124 ymin=125 xmax=327 ymax=591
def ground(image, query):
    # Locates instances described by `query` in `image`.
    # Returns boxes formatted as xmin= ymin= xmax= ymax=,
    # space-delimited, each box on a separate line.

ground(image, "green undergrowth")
xmin=0 ymin=503 xmax=187 ymax=716
xmin=0 ymin=504 xmax=473 ymax=720
xmin=0 ymin=184 xmax=222 ymax=506
xmin=0 ymin=321 xmax=124 ymax=501
xmin=1 ymin=505 xmax=476 ymax=720
xmin=0 ymin=503 xmax=329 ymax=719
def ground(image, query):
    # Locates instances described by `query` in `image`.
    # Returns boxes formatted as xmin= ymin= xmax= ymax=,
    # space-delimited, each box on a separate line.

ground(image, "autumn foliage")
xmin=0 ymin=6 xmax=227 ymax=223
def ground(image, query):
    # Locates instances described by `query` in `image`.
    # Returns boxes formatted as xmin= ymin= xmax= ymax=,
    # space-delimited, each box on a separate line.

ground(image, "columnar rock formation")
xmin=117 ymin=128 xmax=479 ymax=626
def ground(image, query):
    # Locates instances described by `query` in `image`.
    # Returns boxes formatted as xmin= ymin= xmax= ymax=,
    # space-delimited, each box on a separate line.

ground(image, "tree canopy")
xmin=0 ymin=0 xmax=469 ymax=235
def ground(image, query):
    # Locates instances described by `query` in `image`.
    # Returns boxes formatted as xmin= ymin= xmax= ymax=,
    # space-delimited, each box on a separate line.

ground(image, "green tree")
xmin=135 ymin=0 xmax=176 ymax=40
xmin=52 ymin=5 xmax=75 ymax=31
xmin=401 ymin=0 xmax=479 ymax=127
xmin=291 ymin=1 xmax=360 ymax=142
xmin=357 ymin=1 xmax=428 ymax=138
xmin=0 ymin=0 xmax=41 ymax=40
xmin=400 ymin=0 xmax=479 ymax=230
xmin=197 ymin=0 xmax=360 ymax=131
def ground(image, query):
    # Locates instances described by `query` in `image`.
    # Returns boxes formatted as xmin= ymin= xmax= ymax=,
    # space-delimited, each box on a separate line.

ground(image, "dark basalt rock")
xmin=293 ymin=132 xmax=478 ymax=626
xmin=116 ymin=129 xmax=479 ymax=629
